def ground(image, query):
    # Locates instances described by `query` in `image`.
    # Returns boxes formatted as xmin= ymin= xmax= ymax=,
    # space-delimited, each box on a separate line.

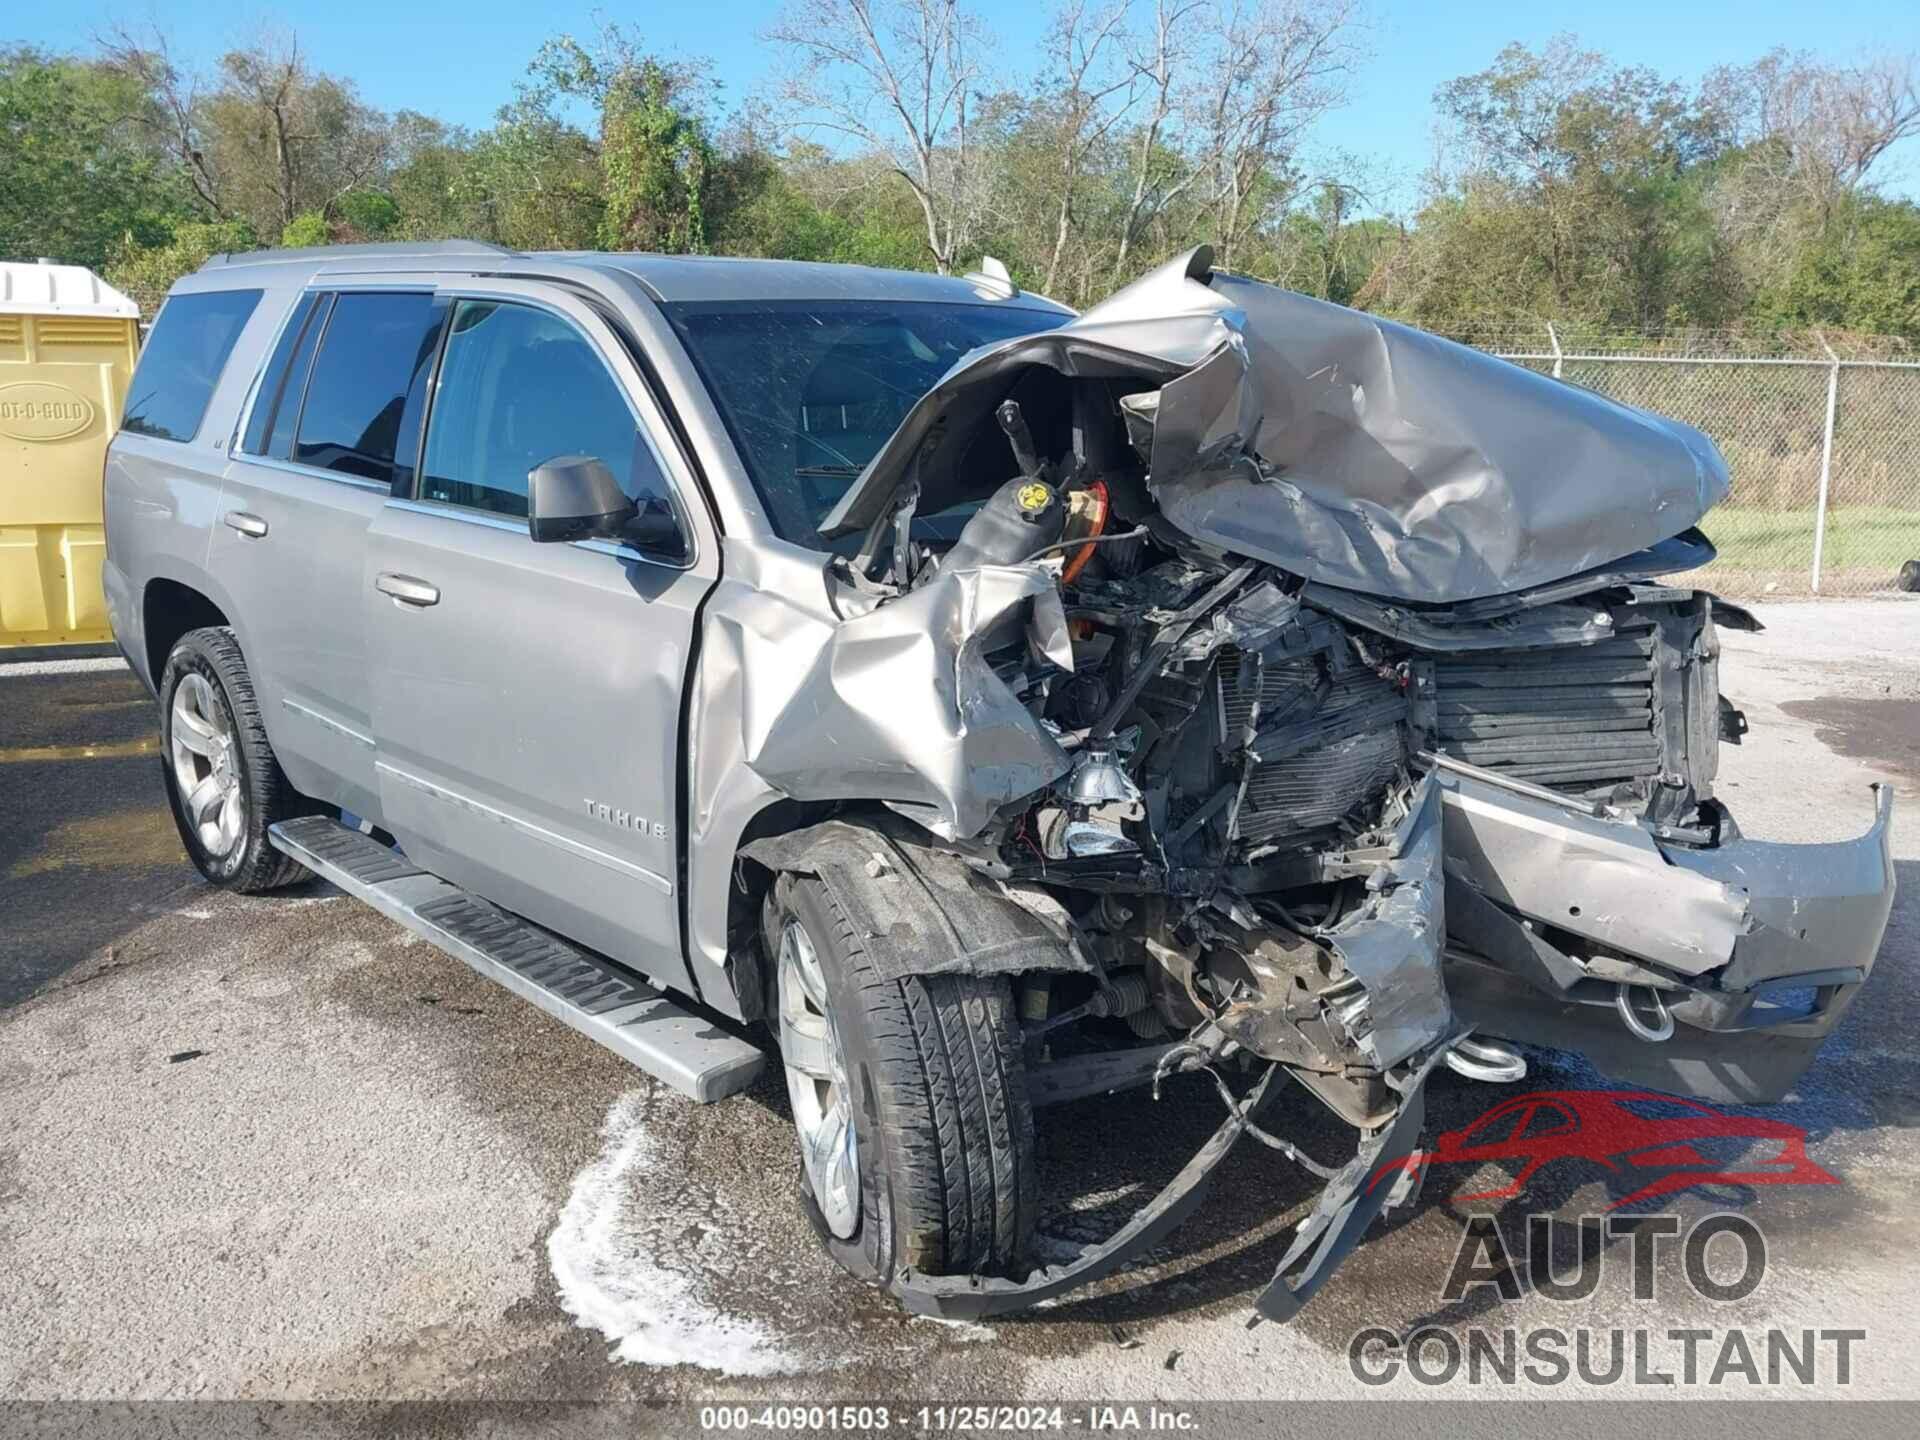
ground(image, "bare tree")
xmin=1110 ymin=0 xmax=1206 ymax=283
xmin=1707 ymin=49 xmax=1920 ymax=219
xmin=1190 ymin=0 xmax=1367 ymax=271
xmin=98 ymin=25 xmax=226 ymax=218
xmin=214 ymin=32 xmax=389 ymax=232
xmin=1034 ymin=0 xmax=1134 ymax=294
xmin=766 ymin=0 xmax=990 ymax=273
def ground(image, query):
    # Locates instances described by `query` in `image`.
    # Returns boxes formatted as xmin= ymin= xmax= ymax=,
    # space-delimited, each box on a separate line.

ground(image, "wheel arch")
xmin=143 ymin=577 xmax=231 ymax=690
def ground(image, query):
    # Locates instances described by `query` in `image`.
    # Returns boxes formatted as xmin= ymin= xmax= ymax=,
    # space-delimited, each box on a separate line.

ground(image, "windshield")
xmin=660 ymin=298 xmax=1065 ymax=547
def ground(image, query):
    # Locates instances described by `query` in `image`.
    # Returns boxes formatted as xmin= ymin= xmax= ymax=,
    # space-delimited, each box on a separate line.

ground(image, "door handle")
xmin=223 ymin=510 xmax=268 ymax=539
xmin=375 ymin=572 xmax=440 ymax=608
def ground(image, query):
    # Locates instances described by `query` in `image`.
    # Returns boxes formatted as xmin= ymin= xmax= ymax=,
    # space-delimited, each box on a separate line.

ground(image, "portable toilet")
xmin=0 ymin=260 xmax=141 ymax=648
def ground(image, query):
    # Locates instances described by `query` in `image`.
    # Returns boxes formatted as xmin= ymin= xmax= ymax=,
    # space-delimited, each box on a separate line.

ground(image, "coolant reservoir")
xmin=941 ymin=474 xmax=1066 ymax=572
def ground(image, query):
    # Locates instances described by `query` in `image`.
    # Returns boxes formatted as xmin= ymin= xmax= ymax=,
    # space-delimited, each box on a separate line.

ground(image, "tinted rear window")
xmin=121 ymin=289 xmax=262 ymax=442
xmin=293 ymin=291 xmax=440 ymax=487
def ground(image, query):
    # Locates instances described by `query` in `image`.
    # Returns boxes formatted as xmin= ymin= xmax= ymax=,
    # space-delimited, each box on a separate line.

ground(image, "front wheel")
xmin=768 ymin=872 xmax=1037 ymax=1286
xmin=158 ymin=626 xmax=309 ymax=893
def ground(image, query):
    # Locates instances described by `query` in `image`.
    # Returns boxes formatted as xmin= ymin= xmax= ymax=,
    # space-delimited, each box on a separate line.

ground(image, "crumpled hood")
xmin=822 ymin=248 xmax=1730 ymax=603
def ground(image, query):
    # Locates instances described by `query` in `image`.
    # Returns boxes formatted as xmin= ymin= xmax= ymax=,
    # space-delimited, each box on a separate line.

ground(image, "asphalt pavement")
xmin=2 ymin=602 xmax=1916 ymax=1406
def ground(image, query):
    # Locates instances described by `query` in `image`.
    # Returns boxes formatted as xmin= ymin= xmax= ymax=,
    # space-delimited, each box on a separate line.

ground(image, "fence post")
xmin=1547 ymin=322 xmax=1563 ymax=379
xmin=1811 ymin=333 xmax=1840 ymax=594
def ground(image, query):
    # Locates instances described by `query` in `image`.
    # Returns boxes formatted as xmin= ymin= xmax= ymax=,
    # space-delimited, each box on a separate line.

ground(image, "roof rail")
xmin=202 ymin=239 xmax=516 ymax=269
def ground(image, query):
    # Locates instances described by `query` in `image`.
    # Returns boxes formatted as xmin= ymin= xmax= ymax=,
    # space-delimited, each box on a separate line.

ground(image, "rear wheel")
xmin=768 ymin=872 xmax=1037 ymax=1285
xmin=158 ymin=627 xmax=308 ymax=893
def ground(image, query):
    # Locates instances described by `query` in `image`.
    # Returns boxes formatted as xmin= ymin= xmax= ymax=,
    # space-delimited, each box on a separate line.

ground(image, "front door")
xmin=364 ymin=281 xmax=713 ymax=995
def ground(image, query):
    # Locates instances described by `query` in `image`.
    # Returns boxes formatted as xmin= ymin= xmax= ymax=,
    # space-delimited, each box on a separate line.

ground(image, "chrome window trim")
xmin=228 ymin=290 xmax=313 ymax=454
xmin=420 ymin=286 xmax=702 ymax=571
xmin=234 ymin=452 xmax=395 ymax=495
xmin=384 ymin=496 xmax=690 ymax=573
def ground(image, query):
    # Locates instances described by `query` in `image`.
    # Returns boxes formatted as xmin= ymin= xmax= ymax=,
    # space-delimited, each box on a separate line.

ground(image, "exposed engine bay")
xmin=721 ymin=248 xmax=1896 ymax=1323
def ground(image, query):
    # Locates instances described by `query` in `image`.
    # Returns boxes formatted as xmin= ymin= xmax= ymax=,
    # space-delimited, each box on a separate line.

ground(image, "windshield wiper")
xmin=796 ymin=464 xmax=865 ymax=477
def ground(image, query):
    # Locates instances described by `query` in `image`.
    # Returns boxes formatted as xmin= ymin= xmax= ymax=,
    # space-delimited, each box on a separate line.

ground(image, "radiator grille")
xmin=1430 ymin=628 xmax=1660 ymax=789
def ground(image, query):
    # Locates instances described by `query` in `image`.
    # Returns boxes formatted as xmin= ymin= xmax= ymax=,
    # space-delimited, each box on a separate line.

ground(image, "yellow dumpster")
xmin=0 ymin=261 xmax=141 ymax=648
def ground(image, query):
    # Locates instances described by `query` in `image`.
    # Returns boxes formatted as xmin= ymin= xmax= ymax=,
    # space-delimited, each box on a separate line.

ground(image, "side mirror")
xmin=528 ymin=455 xmax=636 ymax=543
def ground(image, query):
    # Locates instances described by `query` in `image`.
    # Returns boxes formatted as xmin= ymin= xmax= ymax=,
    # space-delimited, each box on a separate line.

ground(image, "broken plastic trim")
xmin=888 ymin=1066 xmax=1284 ymax=1320
xmin=890 ymin=1051 xmax=1445 ymax=1323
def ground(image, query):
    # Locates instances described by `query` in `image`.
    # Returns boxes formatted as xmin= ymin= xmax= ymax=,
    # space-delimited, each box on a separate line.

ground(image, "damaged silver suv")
xmin=105 ymin=240 xmax=1895 ymax=1322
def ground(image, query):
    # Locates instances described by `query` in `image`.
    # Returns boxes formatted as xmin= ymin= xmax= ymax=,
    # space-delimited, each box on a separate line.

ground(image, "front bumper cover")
xmin=1446 ymin=782 xmax=1895 ymax=1103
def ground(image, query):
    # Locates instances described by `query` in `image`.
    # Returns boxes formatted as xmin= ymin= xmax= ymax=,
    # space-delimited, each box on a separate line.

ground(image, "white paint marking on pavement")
xmin=548 ymin=1091 xmax=802 ymax=1376
xmin=912 ymin=1315 xmax=997 ymax=1343
xmin=0 ymin=657 xmax=129 ymax=678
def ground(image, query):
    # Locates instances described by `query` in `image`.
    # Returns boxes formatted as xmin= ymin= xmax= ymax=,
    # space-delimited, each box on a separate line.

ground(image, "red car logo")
xmin=1373 ymin=1089 xmax=1838 ymax=1210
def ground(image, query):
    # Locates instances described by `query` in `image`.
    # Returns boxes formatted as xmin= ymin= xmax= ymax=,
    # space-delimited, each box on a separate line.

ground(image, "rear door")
xmin=364 ymin=280 xmax=713 ymax=994
xmin=215 ymin=284 xmax=443 ymax=822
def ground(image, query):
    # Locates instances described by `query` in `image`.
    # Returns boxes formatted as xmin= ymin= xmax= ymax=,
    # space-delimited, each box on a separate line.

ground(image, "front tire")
xmin=768 ymin=872 xmax=1037 ymax=1287
xmin=158 ymin=626 xmax=308 ymax=893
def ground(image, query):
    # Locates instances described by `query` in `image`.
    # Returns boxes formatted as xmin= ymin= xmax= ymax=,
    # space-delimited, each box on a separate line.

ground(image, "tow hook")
xmin=1443 ymin=1035 xmax=1528 ymax=1083
xmin=1615 ymin=983 xmax=1676 ymax=1042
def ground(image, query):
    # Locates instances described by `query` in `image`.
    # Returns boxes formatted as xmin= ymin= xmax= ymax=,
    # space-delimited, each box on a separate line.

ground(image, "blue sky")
xmin=17 ymin=1 xmax=1918 ymax=207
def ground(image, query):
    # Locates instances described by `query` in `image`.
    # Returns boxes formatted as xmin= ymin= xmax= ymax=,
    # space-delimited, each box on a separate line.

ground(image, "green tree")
xmin=1757 ymin=196 xmax=1920 ymax=339
xmin=104 ymin=218 xmax=259 ymax=315
xmin=0 ymin=47 xmax=187 ymax=269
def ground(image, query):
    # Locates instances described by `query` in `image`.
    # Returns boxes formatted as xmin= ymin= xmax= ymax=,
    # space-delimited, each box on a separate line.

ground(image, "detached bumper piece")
xmin=1440 ymin=777 xmax=1895 ymax=1104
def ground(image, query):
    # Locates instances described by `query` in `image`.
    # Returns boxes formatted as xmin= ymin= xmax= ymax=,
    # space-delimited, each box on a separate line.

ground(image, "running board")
xmin=269 ymin=816 xmax=765 ymax=1102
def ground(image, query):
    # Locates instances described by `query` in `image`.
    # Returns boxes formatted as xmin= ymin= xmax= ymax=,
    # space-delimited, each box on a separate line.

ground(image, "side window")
xmin=121 ymin=289 xmax=262 ymax=442
xmin=292 ymin=291 xmax=440 ymax=487
xmin=239 ymin=292 xmax=323 ymax=456
xmin=420 ymin=300 xmax=683 ymax=553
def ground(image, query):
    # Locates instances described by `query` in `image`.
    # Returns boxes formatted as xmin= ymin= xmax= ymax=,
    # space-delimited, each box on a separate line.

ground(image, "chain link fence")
xmin=1453 ymin=324 xmax=1920 ymax=597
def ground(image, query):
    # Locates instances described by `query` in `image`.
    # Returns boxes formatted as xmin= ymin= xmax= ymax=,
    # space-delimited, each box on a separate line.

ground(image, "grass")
xmin=1688 ymin=505 xmax=1920 ymax=593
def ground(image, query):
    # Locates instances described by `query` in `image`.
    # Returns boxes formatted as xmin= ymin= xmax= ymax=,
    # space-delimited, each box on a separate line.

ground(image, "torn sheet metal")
xmin=1321 ymin=773 xmax=1453 ymax=1069
xmin=1437 ymin=769 xmax=1750 ymax=975
xmin=741 ymin=562 xmax=1070 ymax=842
xmin=823 ymin=247 xmax=1729 ymax=603
xmin=739 ymin=819 xmax=1089 ymax=981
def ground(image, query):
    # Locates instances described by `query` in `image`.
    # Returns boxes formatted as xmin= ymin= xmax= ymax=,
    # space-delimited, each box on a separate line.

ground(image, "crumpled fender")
xmin=743 ymin=563 xmax=1070 ymax=842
